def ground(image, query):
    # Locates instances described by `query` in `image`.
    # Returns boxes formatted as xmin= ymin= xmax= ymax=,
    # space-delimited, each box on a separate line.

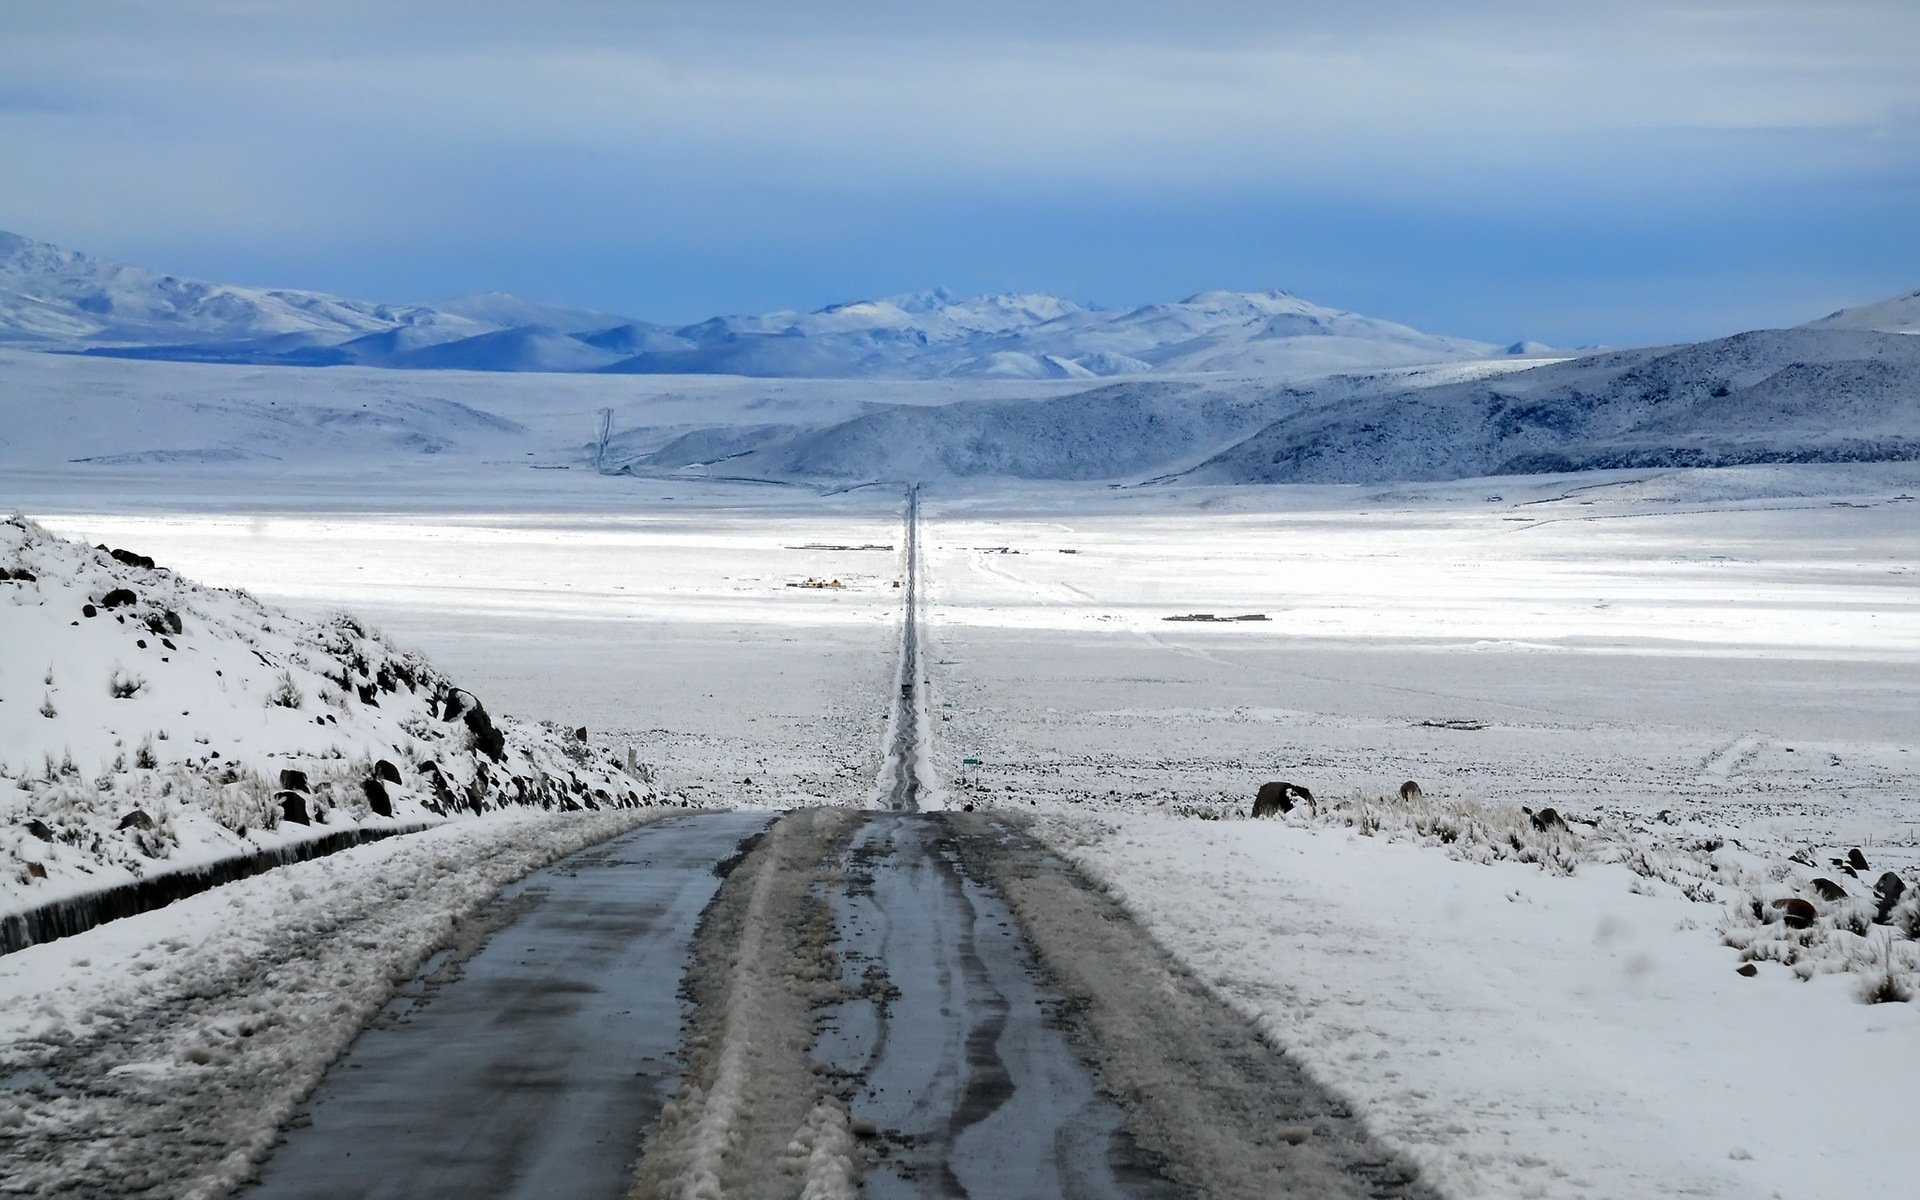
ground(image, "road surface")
xmin=244 ymin=812 xmax=770 ymax=1200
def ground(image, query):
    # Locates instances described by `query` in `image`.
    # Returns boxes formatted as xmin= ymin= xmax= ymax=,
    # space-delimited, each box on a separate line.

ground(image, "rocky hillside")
xmin=1 ymin=516 xmax=658 ymax=917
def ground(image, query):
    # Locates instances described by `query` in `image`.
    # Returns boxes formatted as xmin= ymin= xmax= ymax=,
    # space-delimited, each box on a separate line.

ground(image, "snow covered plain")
xmin=7 ymin=412 xmax=1919 ymax=1196
xmin=919 ymin=465 xmax=1920 ymax=1199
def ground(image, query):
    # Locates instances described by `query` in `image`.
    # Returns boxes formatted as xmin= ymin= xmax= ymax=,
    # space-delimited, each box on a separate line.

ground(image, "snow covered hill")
xmin=1 ymin=517 xmax=657 ymax=924
xmin=1184 ymin=328 xmax=1920 ymax=484
xmin=1800 ymin=286 xmax=1920 ymax=334
xmin=0 ymin=229 xmax=1519 ymax=380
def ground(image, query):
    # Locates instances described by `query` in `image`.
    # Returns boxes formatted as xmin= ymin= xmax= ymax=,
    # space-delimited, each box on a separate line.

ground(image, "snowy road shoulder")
xmin=0 ymin=807 xmax=667 ymax=1200
xmin=1033 ymin=812 xmax=1920 ymax=1200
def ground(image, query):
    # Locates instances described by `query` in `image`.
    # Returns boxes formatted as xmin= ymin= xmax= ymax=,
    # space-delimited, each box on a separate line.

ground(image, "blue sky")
xmin=2 ymin=0 xmax=1916 ymax=346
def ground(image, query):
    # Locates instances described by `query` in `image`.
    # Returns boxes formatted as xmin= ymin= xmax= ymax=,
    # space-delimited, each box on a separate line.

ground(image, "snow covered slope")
xmin=1800 ymin=286 xmax=1920 ymax=334
xmin=1185 ymin=328 xmax=1920 ymax=485
xmin=0 ymin=517 xmax=657 ymax=920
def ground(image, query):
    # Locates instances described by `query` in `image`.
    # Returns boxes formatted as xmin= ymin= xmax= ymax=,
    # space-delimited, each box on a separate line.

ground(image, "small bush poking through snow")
xmin=108 ymin=669 xmax=145 ymax=699
xmin=266 ymin=670 xmax=304 ymax=710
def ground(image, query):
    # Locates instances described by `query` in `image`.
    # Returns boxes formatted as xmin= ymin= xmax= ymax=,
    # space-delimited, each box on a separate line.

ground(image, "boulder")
xmin=82 ymin=603 xmax=98 ymax=618
xmin=363 ymin=778 xmax=393 ymax=818
xmin=1808 ymin=877 xmax=1849 ymax=902
xmin=1773 ymin=897 xmax=1818 ymax=929
xmin=1525 ymin=806 xmax=1569 ymax=834
xmin=26 ymin=861 xmax=47 ymax=880
xmin=117 ymin=809 xmax=154 ymax=831
xmin=108 ymin=547 xmax=157 ymax=570
xmin=1251 ymin=781 xmax=1314 ymax=818
xmin=1398 ymin=780 xmax=1423 ymax=802
xmin=277 ymin=791 xmax=310 ymax=825
xmin=1848 ymin=847 xmax=1870 ymax=872
xmin=373 ymin=758 xmax=403 ymax=784
xmin=1736 ymin=962 xmax=1758 ymax=977
xmin=1873 ymin=872 xmax=1906 ymax=922
xmin=25 ymin=818 xmax=54 ymax=842
xmin=100 ymin=587 xmax=138 ymax=609
xmin=279 ymin=768 xmax=310 ymax=793
xmin=464 ymin=702 xmax=506 ymax=761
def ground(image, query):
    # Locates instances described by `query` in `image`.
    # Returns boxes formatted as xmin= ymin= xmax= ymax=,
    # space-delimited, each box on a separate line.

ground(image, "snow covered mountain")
xmin=0 ymin=230 xmax=487 ymax=348
xmin=604 ymin=287 xmax=1500 ymax=379
xmin=428 ymin=291 xmax=641 ymax=335
xmin=0 ymin=229 xmax=1517 ymax=379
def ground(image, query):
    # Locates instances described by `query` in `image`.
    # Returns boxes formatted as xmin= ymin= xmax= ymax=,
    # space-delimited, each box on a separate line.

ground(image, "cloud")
xmin=0 ymin=1 xmax=1914 ymax=341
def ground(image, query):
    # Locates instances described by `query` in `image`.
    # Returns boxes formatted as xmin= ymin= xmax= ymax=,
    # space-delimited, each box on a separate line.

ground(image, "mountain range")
xmin=0 ymin=229 xmax=1531 ymax=380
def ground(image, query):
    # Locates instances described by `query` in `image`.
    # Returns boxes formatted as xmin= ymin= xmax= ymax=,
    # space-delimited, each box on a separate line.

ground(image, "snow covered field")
xmin=917 ymin=464 xmax=1920 ymax=1198
xmin=8 ymin=459 xmax=1918 ymax=1198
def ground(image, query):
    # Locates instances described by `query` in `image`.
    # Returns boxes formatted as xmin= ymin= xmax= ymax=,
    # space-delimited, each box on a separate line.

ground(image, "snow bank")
xmin=1039 ymin=812 xmax=1920 ymax=1200
xmin=1 ymin=516 xmax=659 ymax=936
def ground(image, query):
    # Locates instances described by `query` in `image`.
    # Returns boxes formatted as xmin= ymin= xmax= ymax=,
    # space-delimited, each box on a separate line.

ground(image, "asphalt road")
xmin=243 ymin=811 xmax=771 ymax=1200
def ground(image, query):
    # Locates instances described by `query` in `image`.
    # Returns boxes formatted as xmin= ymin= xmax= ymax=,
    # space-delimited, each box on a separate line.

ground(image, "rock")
xmin=1251 ymin=781 xmax=1314 ymax=818
xmin=1773 ymin=897 xmax=1818 ymax=929
xmin=82 ymin=603 xmax=98 ymax=618
xmin=374 ymin=758 xmax=402 ymax=784
xmin=100 ymin=587 xmax=138 ymax=609
xmin=439 ymin=690 xmax=466 ymax=721
xmin=25 ymin=818 xmax=54 ymax=842
xmin=1808 ymin=877 xmax=1849 ymax=902
xmin=1398 ymin=780 xmax=1424 ymax=802
xmin=1736 ymin=963 xmax=1758 ymax=977
xmin=1873 ymin=872 xmax=1906 ymax=921
xmin=1525 ymin=806 xmax=1570 ymax=834
xmin=162 ymin=609 xmax=183 ymax=634
xmin=118 ymin=809 xmax=154 ymax=830
xmin=277 ymin=791 xmax=311 ymax=825
xmin=574 ymin=726 xmax=588 ymax=741
xmin=464 ymin=702 xmax=506 ymax=761
xmin=108 ymin=547 xmax=157 ymax=570
xmin=1848 ymin=847 xmax=1870 ymax=872
xmin=363 ymin=778 xmax=393 ymax=818
xmin=25 ymin=861 xmax=47 ymax=880
xmin=357 ymin=683 xmax=380 ymax=706
xmin=279 ymin=768 xmax=310 ymax=793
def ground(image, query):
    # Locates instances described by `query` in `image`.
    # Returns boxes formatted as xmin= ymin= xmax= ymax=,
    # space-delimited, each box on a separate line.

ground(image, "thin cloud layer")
xmin=1 ymin=1 xmax=1915 ymax=343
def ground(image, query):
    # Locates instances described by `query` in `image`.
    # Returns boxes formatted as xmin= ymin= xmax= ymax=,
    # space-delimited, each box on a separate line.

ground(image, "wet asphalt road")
xmin=243 ymin=811 xmax=771 ymax=1200
xmin=816 ymin=813 xmax=1179 ymax=1199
